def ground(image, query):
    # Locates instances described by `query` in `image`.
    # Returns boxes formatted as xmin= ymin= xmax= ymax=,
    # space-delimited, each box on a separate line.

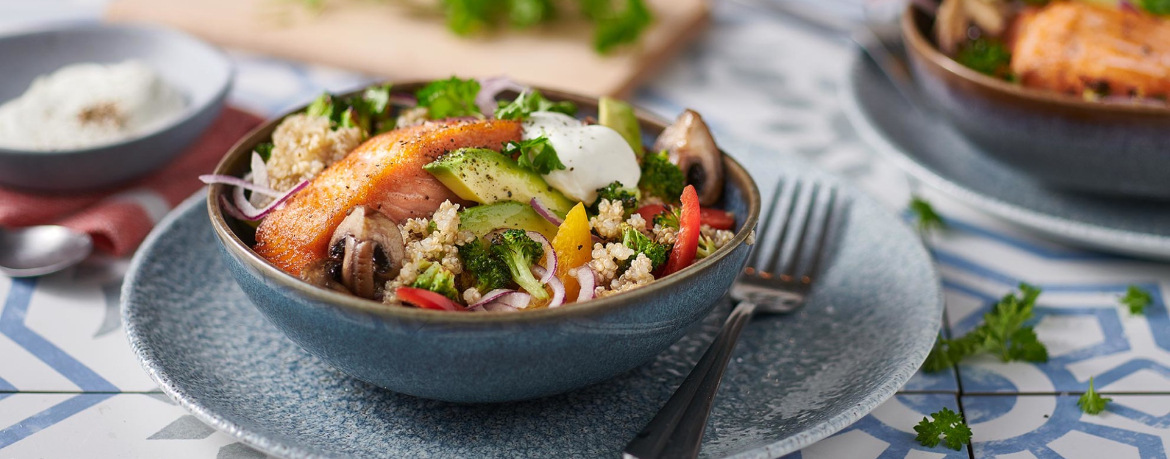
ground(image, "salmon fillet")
xmin=1009 ymin=2 xmax=1170 ymax=99
xmin=254 ymin=119 xmax=523 ymax=276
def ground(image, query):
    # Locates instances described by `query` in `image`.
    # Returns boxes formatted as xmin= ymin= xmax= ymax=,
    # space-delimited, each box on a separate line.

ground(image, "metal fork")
xmin=623 ymin=179 xmax=843 ymax=459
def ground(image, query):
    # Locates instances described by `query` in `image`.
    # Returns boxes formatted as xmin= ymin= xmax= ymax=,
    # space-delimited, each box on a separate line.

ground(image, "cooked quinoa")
xmin=383 ymin=200 xmax=474 ymax=304
xmin=597 ymin=252 xmax=655 ymax=298
xmin=588 ymin=241 xmax=635 ymax=287
xmin=265 ymin=114 xmax=364 ymax=193
xmin=651 ymin=223 xmax=677 ymax=245
xmin=589 ymin=199 xmax=625 ymax=240
xmin=395 ymin=106 xmax=429 ymax=129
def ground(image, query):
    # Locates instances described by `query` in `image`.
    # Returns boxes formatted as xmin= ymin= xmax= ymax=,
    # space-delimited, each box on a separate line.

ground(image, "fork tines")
xmin=745 ymin=178 xmax=841 ymax=287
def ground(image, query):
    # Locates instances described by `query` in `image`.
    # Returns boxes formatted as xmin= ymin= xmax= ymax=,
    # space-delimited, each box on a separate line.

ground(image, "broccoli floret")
xmin=490 ymin=229 xmax=548 ymax=299
xmin=653 ymin=206 xmax=680 ymax=230
xmin=595 ymin=181 xmax=639 ymax=211
xmin=639 ymin=150 xmax=685 ymax=202
xmin=458 ymin=240 xmax=511 ymax=293
xmin=410 ymin=261 xmax=460 ymax=301
xmin=696 ymin=235 xmax=718 ymax=259
xmin=621 ymin=224 xmax=670 ymax=269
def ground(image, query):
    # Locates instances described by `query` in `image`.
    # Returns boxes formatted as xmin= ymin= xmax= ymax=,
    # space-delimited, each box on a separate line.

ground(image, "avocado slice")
xmin=599 ymin=96 xmax=644 ymax=159
xmin=424 ymin=147 xmax=577 ymax=216
xmin=459 ymin=201 xmax=559 ymax=240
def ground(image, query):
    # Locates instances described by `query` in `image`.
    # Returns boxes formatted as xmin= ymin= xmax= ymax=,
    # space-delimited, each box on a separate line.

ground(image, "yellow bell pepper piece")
xmin=551 ymin=203 xmax=593 ymax=302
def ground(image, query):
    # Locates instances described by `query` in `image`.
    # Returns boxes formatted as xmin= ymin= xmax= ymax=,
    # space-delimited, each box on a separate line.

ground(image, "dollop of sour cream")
xmin=521 ymin=111 xmax=641 ymax=204
xmin=0 ymin=60 xmax=186 ymax=151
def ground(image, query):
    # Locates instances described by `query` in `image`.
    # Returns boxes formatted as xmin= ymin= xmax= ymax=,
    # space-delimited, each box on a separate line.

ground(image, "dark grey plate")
xmin=843 ymin=51 xmax=1170 ymax=260
xmin=122 ymin=153 xmax=941 ymax=459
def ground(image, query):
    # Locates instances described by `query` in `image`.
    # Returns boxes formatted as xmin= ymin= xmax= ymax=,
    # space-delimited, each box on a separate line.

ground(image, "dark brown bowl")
xmin=901 ymin=6 xmax=1170 ymax=200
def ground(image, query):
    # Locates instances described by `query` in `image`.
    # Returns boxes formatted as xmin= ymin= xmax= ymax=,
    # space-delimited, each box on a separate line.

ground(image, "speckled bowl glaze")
xmin=206 ymin=85 xmax=761 ymax=403
xmin=0 ymin=23 xmax=232 ymax=192
xmin=902 ymin=6 xmax=1170 ymax=200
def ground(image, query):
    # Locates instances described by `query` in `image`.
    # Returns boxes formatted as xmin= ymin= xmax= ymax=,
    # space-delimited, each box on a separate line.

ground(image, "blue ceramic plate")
xmin=122 ymin=153 xmax=941 ymax=459
xmin=842 ymin=51 xmax=1170 ymax=261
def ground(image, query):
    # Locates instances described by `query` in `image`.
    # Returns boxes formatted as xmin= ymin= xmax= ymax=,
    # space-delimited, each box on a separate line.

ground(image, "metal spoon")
xmin=0 ymin=225 xmax=93 ymax=277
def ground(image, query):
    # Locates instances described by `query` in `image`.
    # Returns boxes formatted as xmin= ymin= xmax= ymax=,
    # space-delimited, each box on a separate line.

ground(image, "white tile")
xmin=800 ymin=429 xmax=888 ymax=459
xmin=1047 ymin=430 xmax=1140 ymax=459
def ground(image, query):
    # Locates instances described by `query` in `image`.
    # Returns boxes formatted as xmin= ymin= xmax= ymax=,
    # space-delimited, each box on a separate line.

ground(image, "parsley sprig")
xmin=909 ymin=196 xmax=946 ymax=236
xmin=924 ymin=283 xmax=1048 ymax=372
xmin=502 ymin=136 xmax=565 ymax=175
xmin=1078 ymin=376 xmax=1112 ymax=415
xmin=1120 ymin=285 xmax=1153 ymax=315
xmin=439 ymin=0 xmax=652 ymax=53
xmin=416 ymin=77 xmax=482 ymax=120
xmin=494 ymin=89 xmax=577 ymax=121
xmin=1141 ymin=0 xmax=1170 ymax=15
xmin=914 ymin=408 xmax=971 ymax=451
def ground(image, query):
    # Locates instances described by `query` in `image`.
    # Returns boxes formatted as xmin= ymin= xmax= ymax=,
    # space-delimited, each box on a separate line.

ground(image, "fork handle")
xmin=622 ymin=301 xmax=759 ymax=459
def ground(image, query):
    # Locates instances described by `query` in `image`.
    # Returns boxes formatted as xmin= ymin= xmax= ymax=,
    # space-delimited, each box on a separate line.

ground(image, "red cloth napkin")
xmin=0 ymin=107 xmax=264 ymax=257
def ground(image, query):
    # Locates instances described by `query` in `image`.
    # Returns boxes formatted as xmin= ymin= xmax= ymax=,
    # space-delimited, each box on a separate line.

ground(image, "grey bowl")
xmin=0 ymin=23 xmax=233 ymax=192
xmin=902 ymin=7 xmax=1170 ymax=200
xmin=206 ymin=85 xmax=762 ymax=403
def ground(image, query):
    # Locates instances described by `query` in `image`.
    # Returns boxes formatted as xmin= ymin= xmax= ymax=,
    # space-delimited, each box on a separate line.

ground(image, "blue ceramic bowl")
xmin=207 ymin=86 xmax=761 ymax=403
xmin=901 ymin=7 xmax=1170 ymax=200
xmin=0 ymin=23 xmax=232 ymax=192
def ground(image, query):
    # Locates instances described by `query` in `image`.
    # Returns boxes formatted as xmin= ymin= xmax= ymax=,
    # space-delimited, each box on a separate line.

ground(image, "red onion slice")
xmin=530 ymin=198 xmax=564 ymax=226
xmin=471 ymin=289 xmax=531 ymax=309
xmin=199 ymin=175 xmax=283 ymax=198
xmin=570 ymin=266 xmax=596 ymax=303
xmin=215 ymin=179 xmax=310 ymax=221
xmin=476 ymin=76 xmax=526 ymax=116
xmin=532 ymin=266 xmax=565 ymax=308
xmin=1120 ymin=0 xmax=1139 ymax=13
xmin=389 ymin=93 xmax=418 ymax=106
xmin=526 ymin=230 xmax=557 ymax=284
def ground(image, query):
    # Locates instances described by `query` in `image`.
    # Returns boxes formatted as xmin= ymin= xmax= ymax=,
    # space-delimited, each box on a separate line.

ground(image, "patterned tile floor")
xmin=3 ymin=0 xmax=1170 ymax=458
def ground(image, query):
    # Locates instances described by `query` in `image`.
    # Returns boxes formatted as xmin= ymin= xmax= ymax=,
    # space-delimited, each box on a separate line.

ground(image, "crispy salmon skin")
xmin=254 ymin=119 xmax=522 ymax=276
xmin=1010 ymin=2 xmax=1170 ymax=99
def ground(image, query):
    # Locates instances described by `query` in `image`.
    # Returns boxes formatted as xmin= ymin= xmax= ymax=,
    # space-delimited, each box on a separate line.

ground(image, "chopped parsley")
xmin=305 ymin=83 xmax=398 ymax=136
xmin=416 ymin=76 xmax=482 ymax=119
xmin=924 ymin=283 xmax=1048 ymax=372
xmin=914 ymin=408 xmax=971 ymax=450
xmin=502 ymin=136 xmax=565 ymax=175
xmin=586 ymin=0 xmax=652 ymax=53
xmin=494 ymin=89 xmax=577 ymax=121
xmin=955 ymin=38 xmax=1013 ymax=80
xmin=1078 ymin=377 xmax=1111 ymax=415
xmin=1120 ymin=285 xmax=1153 ymax=315
xmin=909 ymin=196 xmax=947 ymax=236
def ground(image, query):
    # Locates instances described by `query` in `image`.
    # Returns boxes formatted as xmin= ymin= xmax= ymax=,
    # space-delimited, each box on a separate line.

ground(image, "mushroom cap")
xmin=326 ymin=206 xmax=406 ymax=300
xmin=652 ymin=109 xmax=725 ymax=206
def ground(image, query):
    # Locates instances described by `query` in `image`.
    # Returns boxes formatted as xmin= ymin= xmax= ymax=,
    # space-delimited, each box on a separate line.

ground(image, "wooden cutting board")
xmin=105 ymin=0 xmax=708 ymax=97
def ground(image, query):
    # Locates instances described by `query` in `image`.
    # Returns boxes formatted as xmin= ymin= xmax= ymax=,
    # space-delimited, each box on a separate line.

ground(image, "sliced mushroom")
xmin=300 ymin=259 xmax=351 ymax=294
xmin=322 ymin=206 xmax=406 ymax=300
xmin=936 ymin=0 xmax=1009 ymax=54
xmin=652 ymin=109 xmax=725 ymax=206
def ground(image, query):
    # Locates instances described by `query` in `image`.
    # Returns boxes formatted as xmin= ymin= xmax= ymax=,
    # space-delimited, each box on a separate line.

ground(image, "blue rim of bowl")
xmin=205 ymin=86 xmax=763 ymax=325
xmin=0 ymin=22 xmax=235 ymax=156
xmin=841 ymin=49 xmax=1170 ymax=259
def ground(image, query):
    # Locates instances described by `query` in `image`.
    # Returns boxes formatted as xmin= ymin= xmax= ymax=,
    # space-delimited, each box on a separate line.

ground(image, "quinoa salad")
xmin=204 ymin=77 xmax=748 ymax=312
